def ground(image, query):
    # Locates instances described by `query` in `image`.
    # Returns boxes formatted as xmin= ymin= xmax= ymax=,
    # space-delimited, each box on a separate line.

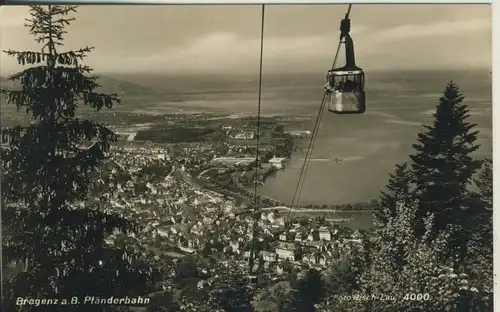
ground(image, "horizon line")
xmin=1 ymin=68 xmax=492 ymax=80
xmin=96 ymin=68 xmax=491 ymax=75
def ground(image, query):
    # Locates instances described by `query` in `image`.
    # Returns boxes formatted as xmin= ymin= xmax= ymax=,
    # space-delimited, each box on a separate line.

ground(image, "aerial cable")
xmin=248 ymin=3 xmax=265 ymax=286
xmin=252 ymin=5 xmax=265 ymax=211
xmin=295 ymin=40 xmax=343 ymax=208
xmin=346 ymin=4 xmax=352 ymax=20
xmin=287 ymin=4 xmax=352 ymax=221
xmin=288 ymin=42 xmax=340 ymax=215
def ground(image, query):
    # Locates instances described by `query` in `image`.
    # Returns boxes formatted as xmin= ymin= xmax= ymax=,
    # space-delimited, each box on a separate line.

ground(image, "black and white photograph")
xmin=0 ymin=2 xmax=493 ymax=312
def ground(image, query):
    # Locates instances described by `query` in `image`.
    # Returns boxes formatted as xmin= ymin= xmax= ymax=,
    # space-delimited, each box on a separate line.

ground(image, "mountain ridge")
xmin=0 ymin=75 xmax=155 ymax=97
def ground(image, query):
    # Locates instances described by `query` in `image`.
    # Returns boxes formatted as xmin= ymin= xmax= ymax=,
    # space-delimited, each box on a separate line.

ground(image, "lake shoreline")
xmin=261 ymin=207 xmax=376 ymax=213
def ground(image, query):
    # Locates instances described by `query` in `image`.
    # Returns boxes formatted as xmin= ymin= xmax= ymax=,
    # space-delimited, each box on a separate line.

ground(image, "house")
xmin=269 ymin=226 xmax=283 ymax=237
xmin=318 ymin=227 xmax=332 ymax=241
xmin=352 ymin=229 xmax=362 ymax=239
xmin=252 ymin=264 xmax=260 ymax=274
xmin=259 ymin=250 xmax=278 ymax=262
xmin=307 ymin=252 xmax=327 ymax=266
xmin=295 ymin=232 xmax=307 ymax=243
xmin=243 ymin=251 xmax=260 ymax=260
xmin=187 ymin=237 xmax=202 ymax=249
xmin=268 ymin=157 xmax=287 ymax=170
xmin=275 ymin=242 xmax=301 ymax=261
xmin=266 ymin=211 xmax=275 ymax=223
xmin=202 ymin=216 xmax=214 ymax=224
xmin=104 ymin=236 xmax=115 ymax=245
xmin=234 ymin=131 xmax=255 ymax=140
xmin=197 ymin=280 xmax=206 ymax=290
xmin=308 ymin=229 xmax=320 ymax=242
xmin=273 ymin=216 xmax=286 ymax=226
xmin=178 ymin=245 xmax=196 ymax=254
xmin=276 ymin=264 xmax=285 ymax=274
xmin=318 ymin=241 xmax=335 ymax=253
xmin=157 ymin=226 xmax=170 ymax=238
xmin=342 ymin=230 xmax=363 ymax=245
xmin=190 ymin=224 xmax=202 ymax=236
xmin=229 ymin=240 xmax=240 ymax=254
xmin=261 ymin=211 xmax=270 ymax=221
xmin=262 ymin=227 xmax=273 ymax=236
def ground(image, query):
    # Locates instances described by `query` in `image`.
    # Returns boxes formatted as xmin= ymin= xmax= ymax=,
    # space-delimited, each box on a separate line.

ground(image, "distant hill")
xmin=0 ymin=74 xmax=189 ymax=120
xmin=0 ymin=75 xmax=155 ymax=97
xmin=94 ymin=75 xmax=155 ymax=96
xmin=0 ymin=77 xmax=19 ymax=90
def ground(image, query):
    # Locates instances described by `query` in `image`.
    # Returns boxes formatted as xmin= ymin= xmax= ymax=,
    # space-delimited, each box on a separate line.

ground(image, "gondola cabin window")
xmin=326 ymin=69 xmax=366 ymax=114
xmin=327 ymin=70 xmax=364 ymax=92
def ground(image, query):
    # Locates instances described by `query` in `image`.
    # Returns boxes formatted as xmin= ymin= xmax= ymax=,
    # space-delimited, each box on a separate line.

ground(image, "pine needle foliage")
xmin=1 ymin=5 xmax=157 ymax=311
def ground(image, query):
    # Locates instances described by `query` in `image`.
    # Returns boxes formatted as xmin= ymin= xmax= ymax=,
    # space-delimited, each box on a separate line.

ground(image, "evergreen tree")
xmin=409 ymin=81 xmax=481 ymax=257
xmin=469 ymin=157 xmax=493 ymax=248
xmin=1 ymin=5 xmax=156 ymax=311
xmin=474 ymin=158 xmax=492 ymax=207
xmin=206 ymin=264 xmax=254 ymax=312
xmin=467 ymin=158 xmax=493 ymax=307
xmin=290 ymin=268 xmax=325 ymax=312
xmin=377 ymin=162 xmax=413 ymax=224
xmin=179 ymin=261 xmax=253 ymax=312
xmin=264 ymin=281 xmax=296 ymax=312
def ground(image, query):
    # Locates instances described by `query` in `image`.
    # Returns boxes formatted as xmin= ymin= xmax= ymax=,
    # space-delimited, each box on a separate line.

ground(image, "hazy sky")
xmin=0 ymin=4 xmax=492 ymax=75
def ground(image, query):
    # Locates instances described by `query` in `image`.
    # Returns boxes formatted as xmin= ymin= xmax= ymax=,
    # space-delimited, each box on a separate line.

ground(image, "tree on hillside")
xmin=467 ymin=158 xmax=493 ymax=307
xmin=206 ymin=265 xmax=254 ymax=312
xmin=468 ymin=157 xmax=493 ymax=249
xmin=376 ymin=162 xmax=413 ymax=225
xmin=1 ymin=5 xmax=156 ymax=311
xmin=409 ymin=81 xmax=481 ymax=259
xmin=274 ymin=125 xmax=285 ymax=134
xmin=254 ymin=281 xmax=296 ymax=312
xmin=317 ymin=82 xmax=492 ymax=312
xmin=474 ymin=158 xmax=492 ymax=207
xmin=475 ymin=159 xmax=493 ymax=239
xmin=322 ymin=254 xmax=360 ymax=299
xmin=289 ymin=268 xmax=325 ymax=312
xmin=316 ymin=200 xmax=492 ymax=312
xmin=179 ymin=261 xmax=253 ymax=312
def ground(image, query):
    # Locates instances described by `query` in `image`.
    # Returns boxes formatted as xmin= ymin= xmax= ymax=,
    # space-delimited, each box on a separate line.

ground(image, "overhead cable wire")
xmin=248 ymin=3 xmax=266 ymax=285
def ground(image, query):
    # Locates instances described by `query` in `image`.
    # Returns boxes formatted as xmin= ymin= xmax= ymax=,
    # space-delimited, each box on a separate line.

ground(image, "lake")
xmin=113 ymin=70 xmax=492 ymax=229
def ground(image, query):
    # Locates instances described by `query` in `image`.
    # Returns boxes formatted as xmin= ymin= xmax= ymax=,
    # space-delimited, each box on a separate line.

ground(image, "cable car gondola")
xmin=325 ymin=6 xmax=366 ymax=114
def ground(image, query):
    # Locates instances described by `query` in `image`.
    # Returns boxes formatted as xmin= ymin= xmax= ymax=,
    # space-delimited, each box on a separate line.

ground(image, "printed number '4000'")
xmin=403 ymin=293 xmax=430 ymax=301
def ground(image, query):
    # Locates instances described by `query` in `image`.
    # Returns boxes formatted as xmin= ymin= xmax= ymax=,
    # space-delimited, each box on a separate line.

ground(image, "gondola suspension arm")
xmin=339 ymin=4 xmax=352 ymax=40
